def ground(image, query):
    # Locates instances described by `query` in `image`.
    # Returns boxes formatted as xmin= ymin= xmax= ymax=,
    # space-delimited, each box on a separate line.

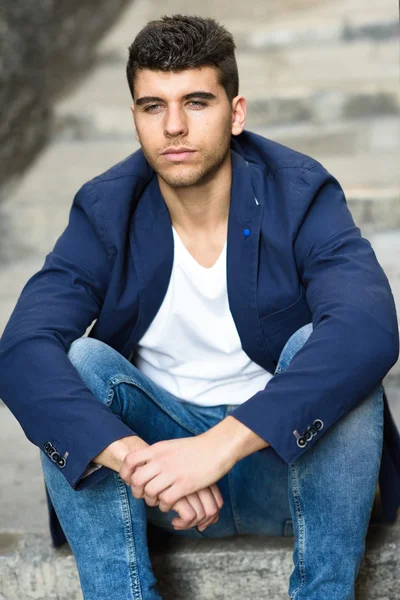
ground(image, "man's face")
xmin=131 ymin=66 xmax=243 ymax=188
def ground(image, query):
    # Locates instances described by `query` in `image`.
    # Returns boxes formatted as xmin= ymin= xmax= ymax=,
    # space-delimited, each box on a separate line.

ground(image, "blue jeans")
xmin=40 ymin=323 xmax=384 ymax=599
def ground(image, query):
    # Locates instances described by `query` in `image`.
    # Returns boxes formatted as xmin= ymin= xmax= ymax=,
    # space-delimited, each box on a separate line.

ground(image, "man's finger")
xmin=158 ymin=484 xmax=185 ymax=512
xmin=195 ymin=487 xmax=219 ymax=529
xmin=129 ymin=463 xmax=161 ymax=499
xmin=143 ymin=492 xmax=159 ymax=507
xmin=210 ymin=483 xmax=224 ymax=509
xmin=197 ymin=514 xmax=219 ymax=532
xmin=143 ymin=473 xmax=173 ymax=504
xmin=172 ymin=492 xmax=205 ymax=528
xmin=172 ymin=489 xmax=220 ymax=530
xmin=172 ymin=497 xmax=197 ymax=527
xmin=119 ymin=448 xmax=152 ymax=482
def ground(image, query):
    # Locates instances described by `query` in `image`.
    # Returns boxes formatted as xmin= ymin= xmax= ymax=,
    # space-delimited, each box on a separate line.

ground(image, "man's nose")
xmin=164 ymin=108 xmax=188 ymax=137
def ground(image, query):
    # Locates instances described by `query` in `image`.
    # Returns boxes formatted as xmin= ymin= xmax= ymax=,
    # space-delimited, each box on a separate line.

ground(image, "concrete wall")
xmin=0 ymin=0 xmax=131 ymax=189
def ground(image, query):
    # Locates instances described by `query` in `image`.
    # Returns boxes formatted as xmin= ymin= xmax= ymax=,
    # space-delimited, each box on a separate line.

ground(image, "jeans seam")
xmin=105 ymin=375 xmax=203 ymax=436
xmin=224 ymin=405 xmax=242 ymax=535
xmin=228 ymin=468 xmax=242 ymax=535
xmin=289 ymin=463 xmax=306 ymax=598
xmin=115 ymin=473 xmax=144 ymax=600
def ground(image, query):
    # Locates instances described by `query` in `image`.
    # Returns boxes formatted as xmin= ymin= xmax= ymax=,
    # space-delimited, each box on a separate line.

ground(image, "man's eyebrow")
xmin=135 ymin=91 xmax=217 ymax=106
xmin=183 ymin=92 xmax=217 ymax=101
xmin=135 ymin=96 xmax=164 ymax=107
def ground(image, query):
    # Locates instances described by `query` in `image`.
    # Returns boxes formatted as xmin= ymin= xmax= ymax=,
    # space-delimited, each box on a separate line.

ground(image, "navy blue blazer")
xmin=0 ymin=130 xmax=399 ymax=548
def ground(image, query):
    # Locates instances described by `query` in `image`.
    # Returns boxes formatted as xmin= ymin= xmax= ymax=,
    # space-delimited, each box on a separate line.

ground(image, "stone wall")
xmin=0 ymin=0 xmax=131 ymax=189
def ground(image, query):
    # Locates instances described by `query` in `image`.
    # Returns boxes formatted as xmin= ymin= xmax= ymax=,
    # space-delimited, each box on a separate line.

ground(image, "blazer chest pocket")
xmin=259 ymin=289 xmax=312 ymax=359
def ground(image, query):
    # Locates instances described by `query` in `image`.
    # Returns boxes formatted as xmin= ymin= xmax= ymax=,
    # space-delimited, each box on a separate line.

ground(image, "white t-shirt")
xmin=135 ymin=226 xmax=273 ymax=407
xmin=82 ymin=225 xmax=274 ymax=479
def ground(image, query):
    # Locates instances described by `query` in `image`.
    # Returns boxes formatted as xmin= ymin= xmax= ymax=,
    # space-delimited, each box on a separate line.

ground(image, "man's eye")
xmin=144 ymin=104 xmax=161 ymax=112
xmin=143 ymin=101 xmax=206 ymax=112
xmin=188 ymin=101 xmax=206 ymax=108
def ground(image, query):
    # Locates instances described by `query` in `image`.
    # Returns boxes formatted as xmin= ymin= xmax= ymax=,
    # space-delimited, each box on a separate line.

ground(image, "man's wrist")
xmin=92 ymin=435 xmax=149 ymax=473
xmin=203 ymin=415 xmax=270 ymax=465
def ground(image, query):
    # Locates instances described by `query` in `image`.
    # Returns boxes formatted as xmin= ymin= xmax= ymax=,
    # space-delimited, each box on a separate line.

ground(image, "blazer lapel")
xmin=126 ymin=174 xmax=174 ymax=350
xmin=227 ymin=151 xmax=267 ymax=367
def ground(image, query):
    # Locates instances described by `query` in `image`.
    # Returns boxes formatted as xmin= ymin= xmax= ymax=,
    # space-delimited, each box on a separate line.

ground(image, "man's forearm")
xmin=92 ymin=414 xmax=269 ymax=477
xmin=202 ymin=415 xmax=270 ymax=465
xmin=92 ymin=435 xmax=149 ymax=472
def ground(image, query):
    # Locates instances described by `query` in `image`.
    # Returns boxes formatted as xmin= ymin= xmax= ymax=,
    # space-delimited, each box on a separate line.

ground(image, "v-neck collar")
xmin=172 ymin=226 xmax=227 ymax=272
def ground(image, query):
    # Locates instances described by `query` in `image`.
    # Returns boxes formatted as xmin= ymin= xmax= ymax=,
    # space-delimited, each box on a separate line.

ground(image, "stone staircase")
xmin=0 ymin=0 xmax=399 ymax=598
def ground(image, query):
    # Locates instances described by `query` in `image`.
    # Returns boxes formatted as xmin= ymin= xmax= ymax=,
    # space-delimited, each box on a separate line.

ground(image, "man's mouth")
xmin=161 ymin=147 xmax=197 ymax=161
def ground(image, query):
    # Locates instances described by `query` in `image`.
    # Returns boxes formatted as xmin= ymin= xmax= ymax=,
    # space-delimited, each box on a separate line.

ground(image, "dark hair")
xmin=126 ymin=15 xmax=239 ymax=102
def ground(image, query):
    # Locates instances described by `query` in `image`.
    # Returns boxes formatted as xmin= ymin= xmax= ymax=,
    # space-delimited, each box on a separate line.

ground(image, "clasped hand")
xmin=119 ymin=434 xmax=235 ymax=531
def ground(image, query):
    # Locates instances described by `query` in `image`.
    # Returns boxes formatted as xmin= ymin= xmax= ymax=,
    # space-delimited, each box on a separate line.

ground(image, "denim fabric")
xmin=40 ymin=323 xmax=383 ymax=599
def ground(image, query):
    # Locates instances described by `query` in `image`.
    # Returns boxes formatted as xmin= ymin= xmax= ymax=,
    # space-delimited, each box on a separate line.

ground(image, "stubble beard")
xmin=138 ymin=127 xmax=232 ymax=189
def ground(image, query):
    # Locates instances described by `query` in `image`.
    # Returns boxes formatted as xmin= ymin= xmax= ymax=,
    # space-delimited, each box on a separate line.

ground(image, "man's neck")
xmin=157 ymin=154 xmax=232 ymax=236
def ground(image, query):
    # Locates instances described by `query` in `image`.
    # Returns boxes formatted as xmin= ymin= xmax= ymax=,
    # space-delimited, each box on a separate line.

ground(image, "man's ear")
xmin=231 ymin=96 xmax=246 ymax=136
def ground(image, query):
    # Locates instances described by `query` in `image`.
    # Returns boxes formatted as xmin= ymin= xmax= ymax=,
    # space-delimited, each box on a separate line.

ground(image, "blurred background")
xmin=0 ymin=0 xmax=399 ymax=591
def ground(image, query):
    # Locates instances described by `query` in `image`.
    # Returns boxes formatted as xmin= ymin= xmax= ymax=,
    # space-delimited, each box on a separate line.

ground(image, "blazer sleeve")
xmin=231 ymin=165 xmax=399 ymax=464
xmin=0 ymin=183 xmax=136 ymax=489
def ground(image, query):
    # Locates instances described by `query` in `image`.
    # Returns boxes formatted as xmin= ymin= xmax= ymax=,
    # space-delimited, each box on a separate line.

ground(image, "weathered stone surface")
xmin=0 ymin=0 xmax=131 ymax=188
xmin=0 ymin=523 xmax=399 ymax=600
xmin=256 ymin=117 xmax=399 ymax=158
xmin=149 ymin=522 xmax=400 ymax=600
xmin=0 ymin=533 xmax=83 ymax=600
xmin=246 ymin=89 xmax=399 ymax=128
xmin=236 ymin=19 xmax=400 ymax=51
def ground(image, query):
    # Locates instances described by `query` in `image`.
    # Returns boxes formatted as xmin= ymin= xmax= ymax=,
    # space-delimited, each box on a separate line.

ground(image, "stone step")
xmin=255 ymin=117 xmax=399 ymax=157
xmin=244 ymin=85 xmax=399 ymax=128
xmin=0 ymin=520 xmax=399 ymax=600
xmin=238 ymin=40 xmax=398 ymax=93
xmin=0 ymin=401 xmax=49 ymax=534
xmin=149 ymin=521 xmax=400 ymax=600
xmin=98 ymin=0 xmax=398 ymax=59
xmin=367 ymin=229 xmax=400 ymax=381
xmin=235 ymin=18 xmax=399 ymax=52
xmin=54 ymin=38 xmax=399 ymax=133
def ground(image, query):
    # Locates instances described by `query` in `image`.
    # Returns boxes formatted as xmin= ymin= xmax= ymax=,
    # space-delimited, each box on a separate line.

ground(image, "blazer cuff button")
xmin=309 ymin=424 xmax=318 ymax=437
xmin=313 ymin=419 xmax=324 ymax=431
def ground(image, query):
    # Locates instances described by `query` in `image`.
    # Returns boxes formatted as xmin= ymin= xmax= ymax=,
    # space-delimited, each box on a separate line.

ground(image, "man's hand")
xmin=119 ymin=432 xmax=236 ymax=513
xmin=171 ymin=486 xmax=223 ymax=531
xmin=93 ymin=433 xmax=224 ymax=531
xmin=119 ymin=415 xmax=268 ymax=513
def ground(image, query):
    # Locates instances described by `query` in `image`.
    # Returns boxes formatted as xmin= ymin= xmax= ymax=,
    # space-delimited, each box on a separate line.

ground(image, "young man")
xmin=1 ymin=14 xmax=399 ymax=600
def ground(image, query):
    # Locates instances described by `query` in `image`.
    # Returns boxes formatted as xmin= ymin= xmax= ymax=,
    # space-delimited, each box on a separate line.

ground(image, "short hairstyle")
xmin=126 ymin=15 xmax=239 ymax=102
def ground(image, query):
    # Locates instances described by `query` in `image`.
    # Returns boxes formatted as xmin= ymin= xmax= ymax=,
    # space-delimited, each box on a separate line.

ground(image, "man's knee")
xmin=67 ymin=337 xmax=117 ymax=397
xmin=68 ymin=337 xmax=108 ymax=368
